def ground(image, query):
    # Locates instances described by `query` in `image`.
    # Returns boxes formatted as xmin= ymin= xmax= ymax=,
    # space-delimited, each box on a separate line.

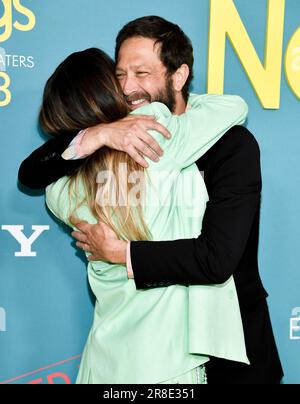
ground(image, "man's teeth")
xmin=131 ymin=99 xmax=146 ymax=105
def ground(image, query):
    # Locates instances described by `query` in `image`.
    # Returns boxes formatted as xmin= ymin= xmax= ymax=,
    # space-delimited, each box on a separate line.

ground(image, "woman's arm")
xmin=130 ymin=94 xmax=248 ymax=170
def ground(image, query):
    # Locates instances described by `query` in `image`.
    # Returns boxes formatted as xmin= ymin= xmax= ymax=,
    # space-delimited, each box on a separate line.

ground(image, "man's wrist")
xmin=79 ymin=124 xmax=107 ymax=156
xmin=108 ymin=239 xmax=127 ymax=265
xmin=62 ymin=125 xmax=108 ymax=160
xmin=96 ymin=124 xmax=108 ymax=148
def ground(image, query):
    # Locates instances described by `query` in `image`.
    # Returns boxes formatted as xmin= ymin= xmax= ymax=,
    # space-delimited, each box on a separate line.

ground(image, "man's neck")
xmin=173 ymin=93 xmax=188 ymax=115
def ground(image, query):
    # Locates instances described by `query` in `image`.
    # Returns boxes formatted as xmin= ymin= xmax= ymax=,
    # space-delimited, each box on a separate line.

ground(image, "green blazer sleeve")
xmin=130 ymin=94 xmax=248 ymax=170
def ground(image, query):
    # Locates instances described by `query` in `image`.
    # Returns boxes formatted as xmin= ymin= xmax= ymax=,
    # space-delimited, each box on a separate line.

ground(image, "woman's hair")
xmin=40 ymin=48 xmax=151 ymax=241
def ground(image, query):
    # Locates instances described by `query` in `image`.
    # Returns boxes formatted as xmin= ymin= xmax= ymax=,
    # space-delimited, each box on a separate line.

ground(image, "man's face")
xmin=116 ymin=37 xmax=176 ymax=112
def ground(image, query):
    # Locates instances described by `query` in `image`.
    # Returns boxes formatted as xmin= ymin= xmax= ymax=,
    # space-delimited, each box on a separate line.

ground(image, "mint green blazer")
xmin=46 ymin=94 xmax=250 ymax=384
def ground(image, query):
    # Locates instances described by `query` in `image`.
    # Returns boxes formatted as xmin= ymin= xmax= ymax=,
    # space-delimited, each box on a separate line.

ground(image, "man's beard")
xmin=152 ymin=76 xmax=176 ymax=113
xmin=125 ymin=76 xmax=176 ymax=113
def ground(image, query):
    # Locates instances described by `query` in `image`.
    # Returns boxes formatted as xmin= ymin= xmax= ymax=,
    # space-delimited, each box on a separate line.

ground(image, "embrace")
xmin=19 ymin=16 xmax=283 ymax=385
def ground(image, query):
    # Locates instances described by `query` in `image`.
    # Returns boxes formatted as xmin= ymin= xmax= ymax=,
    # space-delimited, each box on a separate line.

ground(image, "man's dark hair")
xmin=115 ymin=16 xmax=194 ymax=103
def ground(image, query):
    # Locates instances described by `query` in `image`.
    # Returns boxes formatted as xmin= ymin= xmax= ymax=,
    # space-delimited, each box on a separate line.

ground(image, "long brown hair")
xmin=40 ymin=48 xmax=151 ymax=241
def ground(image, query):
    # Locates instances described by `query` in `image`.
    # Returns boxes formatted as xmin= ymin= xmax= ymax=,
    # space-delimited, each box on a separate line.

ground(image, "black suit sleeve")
xmin=18 ymin=133 xmax=86 ymax=189
xmin=130 ymin=126 xmax=262 ymax=289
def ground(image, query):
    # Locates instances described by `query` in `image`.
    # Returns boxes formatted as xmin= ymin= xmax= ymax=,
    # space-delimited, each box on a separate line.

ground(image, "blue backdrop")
xmin=0 ymin=0 xmax=299 ymax=384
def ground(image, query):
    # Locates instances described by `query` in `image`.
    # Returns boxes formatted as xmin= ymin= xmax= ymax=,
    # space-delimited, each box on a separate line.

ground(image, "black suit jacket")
xmin=130 ymin=126 xmax=283 ymax=384
xmin=18 ymin=126 xmax=283 ymax=384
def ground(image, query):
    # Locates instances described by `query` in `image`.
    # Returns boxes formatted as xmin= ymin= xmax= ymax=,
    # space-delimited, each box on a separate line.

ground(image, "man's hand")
xmin=78 ymin=115 xmax=171 ymax=168
xmin=70 ymin=217 xmax=127 ymax=264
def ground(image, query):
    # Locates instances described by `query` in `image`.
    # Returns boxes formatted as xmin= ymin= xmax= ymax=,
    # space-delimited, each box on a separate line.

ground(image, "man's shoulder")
xmin=219 ymin=125 xmax=259 ymax=150
xmin=208 ymin=126 xmax=260 ymax=159
xmin=197 ymin=126 xmax=260 ymax=171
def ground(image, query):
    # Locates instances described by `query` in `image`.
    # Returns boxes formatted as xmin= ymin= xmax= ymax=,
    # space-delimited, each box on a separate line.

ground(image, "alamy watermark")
xmin=96 ymin=165 xmax=207 ymax=219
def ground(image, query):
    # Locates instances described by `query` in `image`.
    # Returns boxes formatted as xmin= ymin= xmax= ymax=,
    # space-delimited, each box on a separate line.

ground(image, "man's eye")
xmin=136 ymin=72 xmax=149 ymax=76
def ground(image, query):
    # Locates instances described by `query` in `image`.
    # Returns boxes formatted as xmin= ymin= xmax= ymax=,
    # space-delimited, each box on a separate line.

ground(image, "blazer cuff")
xmin=61 ymin=130 xmax=88 ymax=160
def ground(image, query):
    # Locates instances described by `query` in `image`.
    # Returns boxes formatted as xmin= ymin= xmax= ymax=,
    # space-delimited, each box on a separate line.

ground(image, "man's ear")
xmin=172 ymin=64 xmax=190 ymax=92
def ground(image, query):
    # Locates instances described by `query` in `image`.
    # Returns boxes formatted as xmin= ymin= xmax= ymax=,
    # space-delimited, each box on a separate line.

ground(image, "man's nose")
xmin=122 ymin=75 xmax=139 ymax=96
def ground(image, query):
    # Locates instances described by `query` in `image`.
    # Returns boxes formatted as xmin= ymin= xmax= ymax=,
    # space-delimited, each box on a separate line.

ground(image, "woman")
xmin=44 ymin=48 xmax=249 ymax=384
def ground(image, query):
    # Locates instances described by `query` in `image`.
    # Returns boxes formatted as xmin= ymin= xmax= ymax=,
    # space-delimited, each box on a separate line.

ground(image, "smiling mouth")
xmin=126 ymin=95 xmax=150 ymax=109
xmin=131 ymin=99 xmax=147 ymax=106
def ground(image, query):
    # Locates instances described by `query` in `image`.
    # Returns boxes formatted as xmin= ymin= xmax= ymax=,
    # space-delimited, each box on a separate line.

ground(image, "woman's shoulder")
xmin=46 ymin=176 xmax=70 ymax=201
xmin=45 ymin=176 xmax=85 ymax=225
xmin=130 ymin=102 xmax=172 ymax=119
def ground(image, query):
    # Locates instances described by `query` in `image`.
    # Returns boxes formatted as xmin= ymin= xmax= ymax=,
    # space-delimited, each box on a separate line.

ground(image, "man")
xmin=18 ymin=16 xmax=283 ymax=384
